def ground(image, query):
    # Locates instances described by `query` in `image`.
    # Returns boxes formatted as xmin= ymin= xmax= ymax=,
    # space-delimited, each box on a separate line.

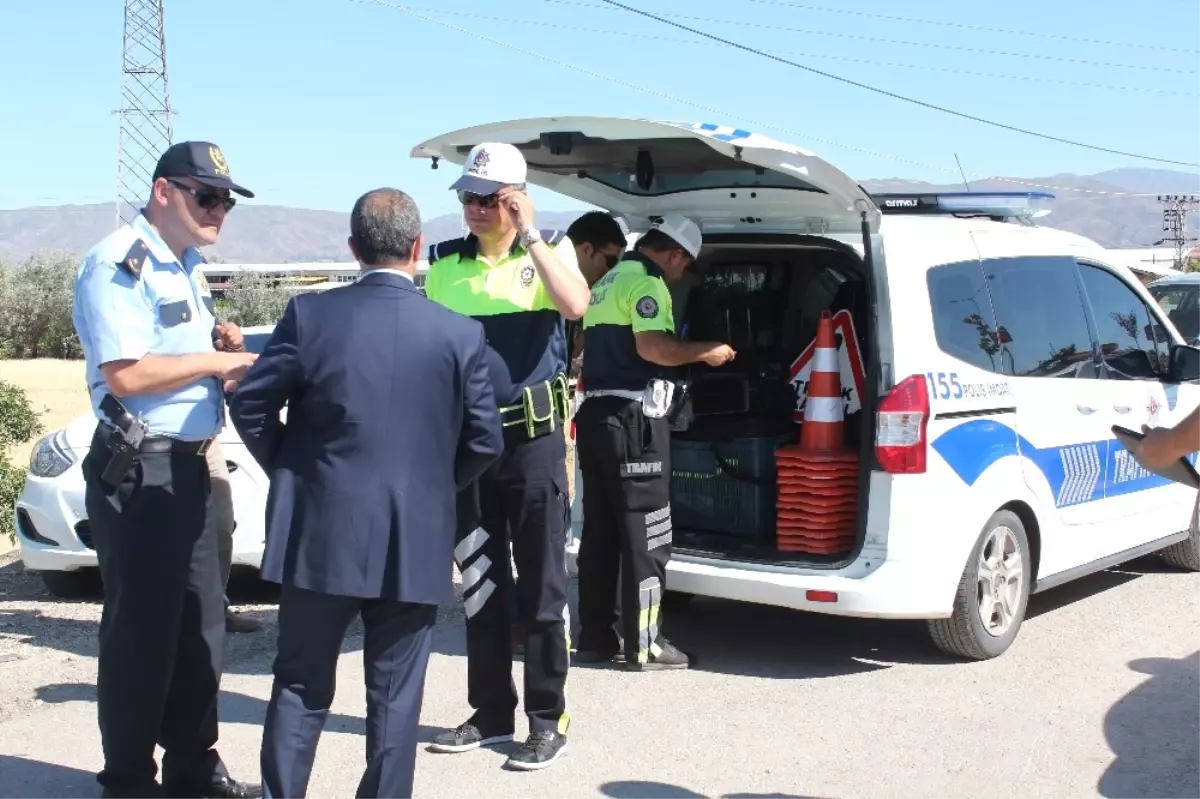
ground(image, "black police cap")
xmin=152 ymin=141 xmax=254 ymax=198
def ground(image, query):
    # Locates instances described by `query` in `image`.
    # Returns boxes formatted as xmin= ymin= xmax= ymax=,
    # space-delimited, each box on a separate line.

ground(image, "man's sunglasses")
xmin=168 ymin=179 xmax=237 ymax=212
xmin=457 ymin=190 xmax=500 ymax=208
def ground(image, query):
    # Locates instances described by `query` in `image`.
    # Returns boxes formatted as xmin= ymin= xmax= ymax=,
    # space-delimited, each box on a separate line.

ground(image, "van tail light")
xmin=875 ymin=374 xmax=929 ymax=474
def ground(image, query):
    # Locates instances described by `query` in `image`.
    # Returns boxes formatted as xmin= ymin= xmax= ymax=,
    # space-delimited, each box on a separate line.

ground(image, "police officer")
xmin=574 ymin=215 xmax=735 ymax=670
xmin=425 ymin=142 xmax=590 ymax=771
xmin=510 ymin=210 xmax=628 ymax=657
xmin=72 ymin=141 xmax=261 ymax=799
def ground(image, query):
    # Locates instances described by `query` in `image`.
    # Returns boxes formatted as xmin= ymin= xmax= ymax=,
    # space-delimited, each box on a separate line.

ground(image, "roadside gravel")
xmin=0 ymin=552 xmax=471 ymax=725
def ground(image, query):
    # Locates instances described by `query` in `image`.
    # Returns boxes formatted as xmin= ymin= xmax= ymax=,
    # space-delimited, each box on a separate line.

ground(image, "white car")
xmin=415 ymin=116 xmax=1200 ymax=660
xmin=1148 ymin=271 xmax=1200 ymax=346
xmin=14 ymin=326 xmax=278 ymax=598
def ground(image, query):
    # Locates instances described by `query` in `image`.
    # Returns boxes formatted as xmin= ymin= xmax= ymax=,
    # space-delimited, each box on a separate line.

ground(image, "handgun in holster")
xmin=98 ymin=393 xmax=146 ymax=488
xmin=666 ymin=380 xmax=694 ymax=432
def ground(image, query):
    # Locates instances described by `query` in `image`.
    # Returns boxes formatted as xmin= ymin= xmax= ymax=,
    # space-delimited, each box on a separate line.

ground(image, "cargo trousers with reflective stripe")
xmin=453 ymin=430 xmax=571 ymax=736
xmin=574 ymin=395 xmax=673 ymax=666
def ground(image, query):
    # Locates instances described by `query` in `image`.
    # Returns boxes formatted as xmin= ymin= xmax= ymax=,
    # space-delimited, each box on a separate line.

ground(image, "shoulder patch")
xmin=430 ymin=237 xmax=467 ymax=263
xmin=636 ymin=295 xmax=659 ymax=319
xmin=119 ymin=239 xmax=150 ymax=280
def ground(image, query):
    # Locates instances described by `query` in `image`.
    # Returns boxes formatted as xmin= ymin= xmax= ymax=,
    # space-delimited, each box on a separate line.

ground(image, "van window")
xmin=1149 ymin=282 xmax=1199 ymax=342
xmin=982 ymin=256 xmax=1096 ymax=379
xmin=1077 ymin=263 xmax=1168 ymax=379
xmin=927 ymin=261 xmax=1004 ymax=373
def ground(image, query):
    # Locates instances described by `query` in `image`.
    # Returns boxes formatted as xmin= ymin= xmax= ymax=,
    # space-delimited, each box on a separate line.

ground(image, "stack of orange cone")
xmin=775 ymin=310 xmax=858 ymax=555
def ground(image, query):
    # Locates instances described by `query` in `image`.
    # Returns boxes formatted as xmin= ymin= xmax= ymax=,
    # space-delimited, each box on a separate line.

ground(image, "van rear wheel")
xmin=928 ymin=510 xmax=1031 ymax=661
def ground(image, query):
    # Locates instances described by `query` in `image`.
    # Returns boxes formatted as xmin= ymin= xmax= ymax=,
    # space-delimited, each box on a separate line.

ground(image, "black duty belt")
xmin=499 ymin=374 xmax=571 ymax=440
xmin=97 ymin=422 xmax=214 ymax=456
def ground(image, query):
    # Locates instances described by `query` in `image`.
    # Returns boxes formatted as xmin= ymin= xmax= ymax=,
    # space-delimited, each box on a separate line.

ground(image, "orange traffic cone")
xmin=774 ymin=310 xmax=859 ymax=557
xmin=799 ymin=309 xmax=844 ymax=452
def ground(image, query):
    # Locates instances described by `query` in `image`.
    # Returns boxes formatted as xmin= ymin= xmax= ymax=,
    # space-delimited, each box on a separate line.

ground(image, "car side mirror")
xmin=1168 ymin=343 xmax=1200 ymax=382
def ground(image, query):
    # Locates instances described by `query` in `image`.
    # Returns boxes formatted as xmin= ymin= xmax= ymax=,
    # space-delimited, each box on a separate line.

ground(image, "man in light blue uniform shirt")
xmin=72 ymin=140 xmax=261 ymax=799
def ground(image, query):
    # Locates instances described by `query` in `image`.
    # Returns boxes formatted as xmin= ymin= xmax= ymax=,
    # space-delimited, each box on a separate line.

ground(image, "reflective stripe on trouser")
xmin=574 ymin=395 xmax=673 ymax=665
xmin=453 ymin=431 xmax=571 ymax=735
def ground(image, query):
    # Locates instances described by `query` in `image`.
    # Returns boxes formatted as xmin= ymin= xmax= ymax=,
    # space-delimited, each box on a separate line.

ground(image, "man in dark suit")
xmin=227 ymin=187 xmax=504 ymax=799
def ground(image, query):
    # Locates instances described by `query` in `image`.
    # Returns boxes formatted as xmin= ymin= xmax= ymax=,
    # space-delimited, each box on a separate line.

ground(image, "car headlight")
xmin=29 ymin=430 xmax=76 ymax=478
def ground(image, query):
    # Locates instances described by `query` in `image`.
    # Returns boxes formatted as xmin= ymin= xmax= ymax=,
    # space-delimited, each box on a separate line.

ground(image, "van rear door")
xmin=411 ymin=117 xmax=880 ymax=236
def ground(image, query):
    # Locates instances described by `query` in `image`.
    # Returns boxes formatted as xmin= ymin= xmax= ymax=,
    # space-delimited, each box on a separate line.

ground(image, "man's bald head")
xmin=348 ymin=188 xmax=423 ymax=270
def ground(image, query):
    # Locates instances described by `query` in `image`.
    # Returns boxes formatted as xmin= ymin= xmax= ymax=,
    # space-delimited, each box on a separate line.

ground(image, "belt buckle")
xmin=196 ymin=437 xmax=212 ymax=456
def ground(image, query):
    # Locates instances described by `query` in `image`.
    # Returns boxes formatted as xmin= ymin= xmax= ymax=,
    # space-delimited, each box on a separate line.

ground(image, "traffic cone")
xmin=799 ymin=309 xmax=844 ymax=452
xmin=773 ymin=310 xmax=859 ymax=557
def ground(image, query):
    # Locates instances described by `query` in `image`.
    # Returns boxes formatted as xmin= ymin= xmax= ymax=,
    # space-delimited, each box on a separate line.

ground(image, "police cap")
xmin=153 ymin=141 xmax=255 ymax=198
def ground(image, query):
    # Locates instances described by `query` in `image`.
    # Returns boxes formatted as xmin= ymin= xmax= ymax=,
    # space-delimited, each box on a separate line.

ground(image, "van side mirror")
xmin=1168 ymin=344 xmax=1200 ymax=382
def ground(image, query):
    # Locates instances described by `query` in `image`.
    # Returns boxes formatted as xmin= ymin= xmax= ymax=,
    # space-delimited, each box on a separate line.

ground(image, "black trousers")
xmin=454 ymin=430 xmax=571 ymax=735
xmin=81 ymin=430 xmax=228 ymax=794
xmin=575 ymin=396 xmax=673 ymax=665
xmin=261 ymin=585 xmax=437 ymax=799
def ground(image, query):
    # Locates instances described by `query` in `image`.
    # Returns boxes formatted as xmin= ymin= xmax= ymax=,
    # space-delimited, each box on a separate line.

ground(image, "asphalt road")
xmin=1 ymin=554 xmax=1197 ymax=799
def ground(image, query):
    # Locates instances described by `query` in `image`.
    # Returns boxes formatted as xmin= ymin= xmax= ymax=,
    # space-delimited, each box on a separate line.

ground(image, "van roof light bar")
xmin=871 ymin=191 xmax=1055 ymax=220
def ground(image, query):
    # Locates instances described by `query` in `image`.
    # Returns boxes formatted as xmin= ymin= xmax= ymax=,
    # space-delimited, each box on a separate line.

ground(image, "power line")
xmin=541 ymin=0 xmax=1197 ymax=75
xmin=385 ymin=5 xmax=1195 ymax=97
xmin=598 ymin=0 xmax=1199 ymax=167
xmin=742 ymin=0 xmax=1200 ymax=54
xmin=353 ymin=0 xmax=1198 ymax=192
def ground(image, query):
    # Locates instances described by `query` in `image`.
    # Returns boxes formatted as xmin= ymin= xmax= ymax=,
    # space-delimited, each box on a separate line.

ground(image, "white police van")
xmin=412 ymin=117 xmax=1200 ymax=660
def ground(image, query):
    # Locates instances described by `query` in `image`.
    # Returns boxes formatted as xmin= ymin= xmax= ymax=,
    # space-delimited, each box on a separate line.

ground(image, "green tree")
xmin=0 ymin=250 xmax=82 ymax=359
xmin=0 ymin=380 xmax=44 ymax=544
xmin=221 ymin=271 xmax=300 ymax=327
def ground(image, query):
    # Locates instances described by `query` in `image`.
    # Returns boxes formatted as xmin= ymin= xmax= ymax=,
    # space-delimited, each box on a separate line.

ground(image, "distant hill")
xmin=1 ymin=168 xmax=1196 ymax=262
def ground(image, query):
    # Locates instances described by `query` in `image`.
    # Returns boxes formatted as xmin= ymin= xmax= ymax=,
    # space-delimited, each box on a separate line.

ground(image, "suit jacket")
xmin=227 ymin=270 xmax=503 ymax=605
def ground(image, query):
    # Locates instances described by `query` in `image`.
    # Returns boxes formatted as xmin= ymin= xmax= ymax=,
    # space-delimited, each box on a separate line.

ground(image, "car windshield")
xmin=1149 ymin=283 xmax=1200 ymax=342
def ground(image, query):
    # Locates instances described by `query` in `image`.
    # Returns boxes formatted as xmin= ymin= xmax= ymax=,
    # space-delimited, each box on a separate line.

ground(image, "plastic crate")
xmin=670 ymin=432 xmax=793 ymax=540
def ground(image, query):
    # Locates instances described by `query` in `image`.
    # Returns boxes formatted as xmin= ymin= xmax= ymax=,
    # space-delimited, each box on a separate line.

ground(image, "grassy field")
xmin=0 ymin=359 xmax=90 ymax=466
xmin=0 ymin=359 xmax=89 ymax=555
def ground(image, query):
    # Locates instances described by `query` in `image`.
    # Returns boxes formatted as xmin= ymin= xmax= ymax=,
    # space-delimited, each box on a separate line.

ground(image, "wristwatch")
xmin=520 ymin=226 xmax=542 ymax=247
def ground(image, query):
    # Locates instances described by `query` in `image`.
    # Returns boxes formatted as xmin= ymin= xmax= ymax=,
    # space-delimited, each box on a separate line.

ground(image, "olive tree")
xmin=220 ymin=271 xmax=302 ymax=328
xmin=0 ymin=250 xmax=82 ymax=359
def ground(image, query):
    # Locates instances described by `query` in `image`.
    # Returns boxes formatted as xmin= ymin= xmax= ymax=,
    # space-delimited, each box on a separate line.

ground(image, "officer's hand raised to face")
xmin=700 ymin=344 xmax=737 ymax=367
xmin=496 ymin=185 xmax=535 ymax=231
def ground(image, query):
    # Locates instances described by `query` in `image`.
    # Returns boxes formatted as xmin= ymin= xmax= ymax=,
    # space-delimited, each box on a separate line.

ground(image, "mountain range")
xmin=1 ymin=168 xmax=1195 ymax=263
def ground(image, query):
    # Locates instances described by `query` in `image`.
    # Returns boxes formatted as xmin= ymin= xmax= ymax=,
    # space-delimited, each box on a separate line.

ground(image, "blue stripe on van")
xmin=930 ymin=419 xmax=1197 ymax=508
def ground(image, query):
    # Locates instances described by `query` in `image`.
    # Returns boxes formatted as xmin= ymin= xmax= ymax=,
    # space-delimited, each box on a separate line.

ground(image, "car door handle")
xmin=1077 ymin=404 xmax=1098 ymax=415
xmin=1113 ymin=405 xmax=1133 ymax=414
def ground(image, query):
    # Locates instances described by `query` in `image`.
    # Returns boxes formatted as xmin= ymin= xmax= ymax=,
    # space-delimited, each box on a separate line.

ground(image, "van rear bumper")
xmin=659 ymin=554 xmax=955 ymax=620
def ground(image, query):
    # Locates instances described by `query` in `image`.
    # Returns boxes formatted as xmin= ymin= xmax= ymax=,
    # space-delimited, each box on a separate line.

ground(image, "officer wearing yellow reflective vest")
xmin=574 ymin=214 xmax=736 ymax=670
xmin=425 ymin=142 xmax=590 ymax=771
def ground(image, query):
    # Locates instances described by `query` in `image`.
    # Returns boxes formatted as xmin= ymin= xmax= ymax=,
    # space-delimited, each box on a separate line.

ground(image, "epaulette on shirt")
xmin=428 ymin=229 xmax=567 ymax=264
xmin=118 ymin=239 xmax=151 ymax=280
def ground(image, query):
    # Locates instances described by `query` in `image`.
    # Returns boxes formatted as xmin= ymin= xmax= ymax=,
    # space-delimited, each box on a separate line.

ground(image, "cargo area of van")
xmin=409 ymin=117 xmax=892 ymax=571
xmin=662 ymin=233 xmax=877 ymax=569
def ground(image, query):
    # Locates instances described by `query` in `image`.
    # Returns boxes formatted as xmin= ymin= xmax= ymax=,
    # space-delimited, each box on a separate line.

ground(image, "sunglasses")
xmin=168 ymin=179 xmax=237 ymax=212
xmin=602 ymin=251 xmax=621 ymax=269
xmin=457 ymin=190 xmax=500 ymax=208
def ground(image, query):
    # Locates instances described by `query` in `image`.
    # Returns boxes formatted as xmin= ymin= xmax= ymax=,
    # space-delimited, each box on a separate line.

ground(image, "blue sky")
xmin=2 ymin=0 xmax=1196 ymax=219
